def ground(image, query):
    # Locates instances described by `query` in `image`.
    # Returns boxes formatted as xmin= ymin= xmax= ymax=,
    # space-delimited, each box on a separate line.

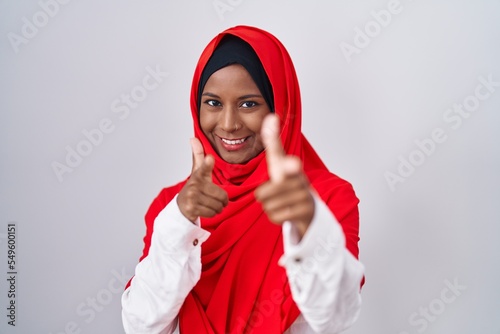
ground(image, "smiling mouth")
xmin=218 ymin=136 xmax=250 ymax=151
xmin=220 ymin=137 xmax=247 ymax=145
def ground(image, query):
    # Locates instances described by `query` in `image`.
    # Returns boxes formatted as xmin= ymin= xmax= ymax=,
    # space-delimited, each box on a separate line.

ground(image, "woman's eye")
xmin=205 ymin=100 xmax=221 ymax=107
xmin=241 ymin=101 xmax=257 ymax=108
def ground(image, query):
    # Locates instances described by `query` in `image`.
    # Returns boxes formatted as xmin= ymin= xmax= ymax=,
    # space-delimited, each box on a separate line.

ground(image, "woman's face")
xmin=200 ymin=64 xmax=271 ymax=164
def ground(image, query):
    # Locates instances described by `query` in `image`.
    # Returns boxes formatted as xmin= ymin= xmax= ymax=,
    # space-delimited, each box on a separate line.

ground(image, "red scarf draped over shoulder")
xmin=137 ymin=25 xmax=361 ymax=334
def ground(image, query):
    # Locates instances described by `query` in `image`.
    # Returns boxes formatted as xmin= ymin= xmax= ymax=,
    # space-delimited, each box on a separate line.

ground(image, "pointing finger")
xmin=190 ymin=137 xmax=205 ymax=173
xmin=198 ymin=154 xmax=215 ymax=181
xmin=261 ymin=114 xmax=285 ymax=182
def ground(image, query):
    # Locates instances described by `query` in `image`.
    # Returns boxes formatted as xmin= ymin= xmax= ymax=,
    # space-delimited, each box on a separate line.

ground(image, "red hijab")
xmin=139 ymin=25 xmax=361 ymax=333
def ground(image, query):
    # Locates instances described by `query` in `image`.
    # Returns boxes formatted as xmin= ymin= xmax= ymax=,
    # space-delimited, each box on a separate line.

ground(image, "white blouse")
xmin=122 ymin=194 xmax=364 ymax=333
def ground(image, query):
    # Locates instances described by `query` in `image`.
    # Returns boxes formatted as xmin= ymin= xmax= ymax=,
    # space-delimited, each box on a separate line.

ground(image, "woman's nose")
xmin=220 ymin=107 xmax=240 ymax=133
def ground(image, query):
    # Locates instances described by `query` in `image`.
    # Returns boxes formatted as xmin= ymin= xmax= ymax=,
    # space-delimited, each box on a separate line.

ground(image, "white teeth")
xmin=221 ymin=137 xmax=246 ymax=145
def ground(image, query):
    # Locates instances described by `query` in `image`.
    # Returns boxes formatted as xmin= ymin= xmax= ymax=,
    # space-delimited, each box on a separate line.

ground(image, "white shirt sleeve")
xmin=122 ymin=193 xmax=364 ymax=334
xmin=280 ymin=193 xmax=365 ymax=334
xmin=121 ymin=194 xmax=210 ymax=334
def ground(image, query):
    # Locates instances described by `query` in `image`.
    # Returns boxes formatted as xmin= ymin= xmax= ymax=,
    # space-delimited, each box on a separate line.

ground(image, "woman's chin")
xmin=220 ymin=153 xmax=250 ymax=164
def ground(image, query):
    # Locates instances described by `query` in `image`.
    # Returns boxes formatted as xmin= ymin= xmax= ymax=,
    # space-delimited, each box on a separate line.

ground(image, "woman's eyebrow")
xmin=238 ymin=94 xmax=263 ymax=100
xmin=202 ymin=92 xmax=220 ymax=98
xmin=202 ymin=92 xmax=264 ymax=100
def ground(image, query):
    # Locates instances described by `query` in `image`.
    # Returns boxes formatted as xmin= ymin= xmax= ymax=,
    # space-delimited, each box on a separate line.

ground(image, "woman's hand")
xmin=177 ymin=138 xmax=229 ymax=223
xmin=255 ymin=115 xmax=315 ymax=239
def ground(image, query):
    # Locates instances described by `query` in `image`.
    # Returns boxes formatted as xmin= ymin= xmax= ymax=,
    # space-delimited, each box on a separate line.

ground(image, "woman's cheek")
xmin=199 ymin=113 xmax=214 ymax=133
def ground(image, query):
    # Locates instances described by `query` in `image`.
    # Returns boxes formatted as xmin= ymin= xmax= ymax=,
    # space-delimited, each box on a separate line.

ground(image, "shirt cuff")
xmin=279 ymin=193 xmax=345 ymax=267
xmin=152 ymin=194 xmax=211 ymax=254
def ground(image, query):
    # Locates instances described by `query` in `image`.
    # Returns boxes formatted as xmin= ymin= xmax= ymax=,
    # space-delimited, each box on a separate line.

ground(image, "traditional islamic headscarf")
xmin=197 ymin=35 xmax=274 ymax=113
xmin=136 ymin=25 xmax=361 ymax=333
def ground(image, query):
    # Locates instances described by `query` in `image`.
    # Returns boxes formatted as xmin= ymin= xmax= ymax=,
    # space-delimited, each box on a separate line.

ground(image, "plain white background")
xmin=1 ymin=0 xmax=499 ymax=333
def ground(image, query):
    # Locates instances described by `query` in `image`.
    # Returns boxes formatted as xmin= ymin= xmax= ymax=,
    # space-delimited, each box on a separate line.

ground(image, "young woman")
xmin=122 ymin=25 xmax=364 ymax=334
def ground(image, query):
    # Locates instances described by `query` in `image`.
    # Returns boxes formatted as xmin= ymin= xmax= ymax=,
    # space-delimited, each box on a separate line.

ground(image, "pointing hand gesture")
xmin=255 ymin=114 xmax=315 ymax=238
xmin=177 ymin=138 xmax=229 ymax=223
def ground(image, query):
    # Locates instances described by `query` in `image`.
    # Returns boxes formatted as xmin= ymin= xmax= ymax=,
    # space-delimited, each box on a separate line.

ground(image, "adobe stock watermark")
xmin=385 ymin=73 xmax=499 ymax=192
xmin=232 ymin=230 xmax=343 ymax=332
xmin=232 ymin=273 xmax=288 ymax=333
xmin=288 ymin=231 xmax=342 ymax=279
xmin=339 ymin=0 xmax=417 ymax=63
xmin=48 ymin=266 xmax=132 ymax=334
xmin=212 ymin=0 xmax=245 ymax=20
xmin=7 ymin=0 xmax=72 ymax=54
xmin=51 ymin=64 xmax=169 ymax=183
xmin=398 ymin=278 xmax=466 ymax=334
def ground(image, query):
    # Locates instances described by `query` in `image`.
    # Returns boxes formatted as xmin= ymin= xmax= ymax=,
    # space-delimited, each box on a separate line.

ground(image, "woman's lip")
xmin=217 ymin=135 xmax=250 ymax=151
xmin=218 ymin=135 xmax=247 ymax=143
